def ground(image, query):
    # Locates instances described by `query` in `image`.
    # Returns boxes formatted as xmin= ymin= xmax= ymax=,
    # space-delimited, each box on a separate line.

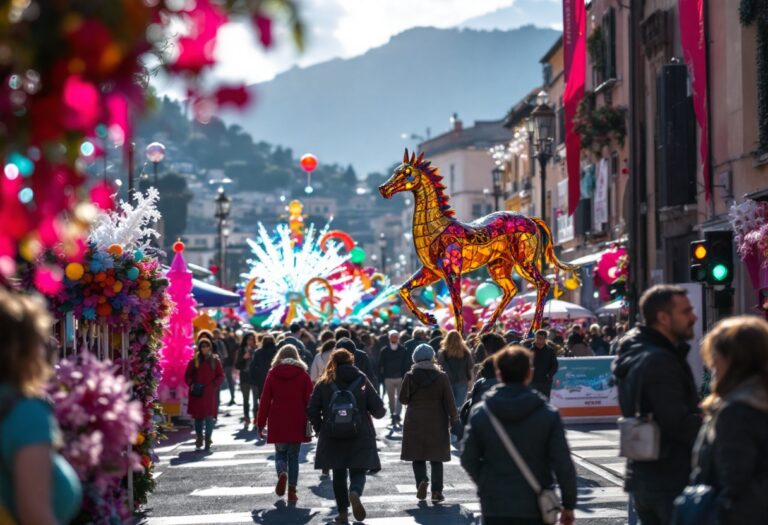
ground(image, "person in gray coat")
xmin=307 ymin=349 xmax=385 ymax=524
xmin=400 ymin=344 xmax=458 ymax=503
xmin=461 ymin=346 xmax=576 ymax=525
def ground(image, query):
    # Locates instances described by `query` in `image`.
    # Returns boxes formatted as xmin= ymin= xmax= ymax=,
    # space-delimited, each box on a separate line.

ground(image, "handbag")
xmin=305 ymin=420 xmax=314 ymax=439
xmin=484 ymin=404 xmax=562 ymax=525
xmin=671 ymin=484 xmax=717 ymax=525
xmin=618 ymin=358 xmax=660 ymax=461
xmin=190 ymin=365 xmax=205 ymax=398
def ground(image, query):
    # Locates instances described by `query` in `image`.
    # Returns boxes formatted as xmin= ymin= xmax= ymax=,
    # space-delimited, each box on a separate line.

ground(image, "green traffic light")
xmin=711 ymin=264 xmax=729 ymax=281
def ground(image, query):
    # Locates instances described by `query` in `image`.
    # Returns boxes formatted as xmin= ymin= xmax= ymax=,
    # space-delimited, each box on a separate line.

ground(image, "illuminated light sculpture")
xmin=379 ymin=149 xmax=580 ymax=335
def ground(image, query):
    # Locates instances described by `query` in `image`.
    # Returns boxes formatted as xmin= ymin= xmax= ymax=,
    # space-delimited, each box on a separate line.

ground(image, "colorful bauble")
xmin=126 ymin=267 xmax=140 ymax=280
xmin=65 ymin=262 xmax=85 ymax=281
xmin=299 ymin=153 xmax=318 ymax=173
xmin=172 ymin=241 xmax=185 ymax=253
xmin=107 ymin=244 xmax=123 ymax=256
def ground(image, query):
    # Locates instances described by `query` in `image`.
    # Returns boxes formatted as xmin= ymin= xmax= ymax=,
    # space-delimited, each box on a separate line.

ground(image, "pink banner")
xmin=562 ymin=0 xmax=586 ymax=215
xmin=679 ymin=0 xmax=710 ymax=202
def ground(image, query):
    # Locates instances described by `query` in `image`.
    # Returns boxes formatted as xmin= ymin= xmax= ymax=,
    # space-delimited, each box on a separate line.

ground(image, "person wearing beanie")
xmin=378 ymin=330 xmax=410 ymax=426
xmin=399 ymin=343 xmax=458 ymax=503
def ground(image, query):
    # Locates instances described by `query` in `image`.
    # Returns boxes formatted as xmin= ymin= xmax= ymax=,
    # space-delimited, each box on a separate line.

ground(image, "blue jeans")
xmin=194 ymin=417 xmax=215 ymax=439
xmin=275 ymin=443 xmax=301 ymax=486
xmin=332 ymin=468 xmax=366 ymax=512
xmin=451 ymin=383 xmax=468 ymax=409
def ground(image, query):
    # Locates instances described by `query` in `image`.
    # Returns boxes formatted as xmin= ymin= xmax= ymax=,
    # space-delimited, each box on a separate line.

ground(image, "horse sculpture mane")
xmin=405 ymin=150 xmax=455 ymax=218
xmin=380 ymin=149 xmax=580 ymax=335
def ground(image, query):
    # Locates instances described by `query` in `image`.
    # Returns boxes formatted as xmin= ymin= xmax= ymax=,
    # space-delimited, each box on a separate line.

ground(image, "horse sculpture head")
xmin=378 ymin=149 xmax=455 ymax=217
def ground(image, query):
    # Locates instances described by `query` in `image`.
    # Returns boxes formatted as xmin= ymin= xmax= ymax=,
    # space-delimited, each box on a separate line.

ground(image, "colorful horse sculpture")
xmin=379 ymin=150 xmax=580 ymax=334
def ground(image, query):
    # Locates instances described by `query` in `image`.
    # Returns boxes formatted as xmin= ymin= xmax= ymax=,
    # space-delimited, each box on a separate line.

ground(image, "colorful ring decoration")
xmin=243 ymin=277 xmax=258 ymax=315
xmin=304 ymin=277 xmax=335 ymax=316
xmin=319 ymin=230 xmax=355 ymax=254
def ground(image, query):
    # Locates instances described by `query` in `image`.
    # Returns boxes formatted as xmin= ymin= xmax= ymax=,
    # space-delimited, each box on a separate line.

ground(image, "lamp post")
xmin=491 ymin=166 xmax=503 ymax=211
xmin=214 ymin=186 xmax=232 ymax=288
xmin=531 ymin=91 xmax=555 ymax=225
xmin=145 ymin=142 xmax=166 ymax=185
xmin=378 ymin=233 xmax=387 ymax=274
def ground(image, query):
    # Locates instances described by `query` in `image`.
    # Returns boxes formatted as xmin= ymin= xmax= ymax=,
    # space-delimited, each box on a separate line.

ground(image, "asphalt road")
xmin=141 ymin=390 xmax=629 ymax=525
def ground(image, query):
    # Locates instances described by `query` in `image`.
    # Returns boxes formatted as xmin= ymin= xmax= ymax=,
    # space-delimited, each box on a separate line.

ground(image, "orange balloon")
xmin=107 ymin=244 xmax=123 ymax=256
xmin=300 ymin=153 xmax=318 ymax=173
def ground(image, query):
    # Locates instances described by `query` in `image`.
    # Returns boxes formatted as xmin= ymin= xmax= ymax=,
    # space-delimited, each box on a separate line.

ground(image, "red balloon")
xmin=300 ymin=153 xmax=318 ymax=173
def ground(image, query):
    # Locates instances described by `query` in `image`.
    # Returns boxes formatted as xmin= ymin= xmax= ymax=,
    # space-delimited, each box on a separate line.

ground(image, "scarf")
xmin=412 ymin=360 xmax=439 ymax=372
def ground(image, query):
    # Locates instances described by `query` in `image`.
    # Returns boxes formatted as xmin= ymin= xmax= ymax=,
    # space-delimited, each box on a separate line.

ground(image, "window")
xmin=602 ymin=8 xmax=617 ymax=79
xmin=472 ymin=203 xmax=483 ymax=218
xmin=486 ymin=204 xmax=493 ymax=214
xmin=194 ymin=238 xmax=207 ymax=247
xmin=542 ymin=63 xmax=553 ymax=86
xmin=449 ymin=164 xmax=456 ymax=191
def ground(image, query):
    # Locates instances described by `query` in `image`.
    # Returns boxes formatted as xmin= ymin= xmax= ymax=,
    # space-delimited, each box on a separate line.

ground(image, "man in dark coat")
xmin=308 ymin=356 xmax=385 ymax=522
xmin=428 ymin=328 xmax=443 ymax=354
xmin=279 ymin=323 xmax=314 ymax=367
xmin=335 ymin=337 xmax=374 ymax=382
xmin=404 ymin=327 xmax=428 ymax=355
xmin=378 ymin=330 xmax=411 ymax=425
xmin=461 ymin=346 xmax=576 ymax=523
xmin=521 ymin=329 xmax=559 ymax=399
xmin=612 ymin=284 xmax=701 ymax=525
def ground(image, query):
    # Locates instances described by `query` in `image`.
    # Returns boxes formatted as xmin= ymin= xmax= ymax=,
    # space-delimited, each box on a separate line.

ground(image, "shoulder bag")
xmin=190 ymin=364 xmax=205 ymax=397
xmin=484 ymin=404 xmax=562 ymax=524
xmin=617 ymin=351 xmax=660 ymax=461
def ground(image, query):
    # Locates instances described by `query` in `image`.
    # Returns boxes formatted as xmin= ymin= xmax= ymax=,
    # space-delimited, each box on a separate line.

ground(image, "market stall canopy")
xmin=191 ymin=279 xmax=240 ymax=308
xmin=520 ymin=299 xmax=595 ymax=320
xmin=596 ymin=299 xmax=624 ymax=316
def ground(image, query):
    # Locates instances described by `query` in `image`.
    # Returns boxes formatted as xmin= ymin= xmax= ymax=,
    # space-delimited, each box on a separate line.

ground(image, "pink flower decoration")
xmin=34 ymin=265 xmax=64 ymax=295
xmin=89 ymin=181 xmax=116 ymax=211
xmin=169 ymin=0 xmax=228 ymax=74
xmin=62 ymin=75 xmax=100 ymax=132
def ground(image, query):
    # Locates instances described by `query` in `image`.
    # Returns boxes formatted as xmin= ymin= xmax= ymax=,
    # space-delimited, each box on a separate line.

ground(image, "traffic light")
xmin=689 ymin=239 xmax=708 ymax=282
xmin=705 ymin=230 xmax=733 ymax=285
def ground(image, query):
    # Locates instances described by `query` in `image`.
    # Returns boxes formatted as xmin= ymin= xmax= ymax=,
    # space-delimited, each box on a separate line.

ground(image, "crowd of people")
xmin=2 ymin=285 xmax=768 ymax=524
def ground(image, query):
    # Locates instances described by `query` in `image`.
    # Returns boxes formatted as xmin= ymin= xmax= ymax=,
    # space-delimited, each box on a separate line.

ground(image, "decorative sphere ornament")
xmin=126 ymin=267 xmax=140 ymax=280
xmin=349 ymin=246 xmax=366 ymax=265
xmin=133 ymin=250 xmax=144 ymax=260
xmin=65 ymin=262 xmax=85 ymax=281
xmin=145 ymin=142 xmax=166 ymax=163
xmin=173 ymin=241 xmax=185 ymax=253
xmin=476 ymin=282 xmax=502 ymax=306
xmin=107 ymin=244 xmax=123 ymax=256
xmin=304 ymin=185 xmax=314 ymax=194
xmin=299 ymin=153 xmax=318 ymax=173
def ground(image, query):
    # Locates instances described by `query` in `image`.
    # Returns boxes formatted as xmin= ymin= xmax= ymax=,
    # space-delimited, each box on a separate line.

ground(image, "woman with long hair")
xmin=684 ymin=316 xmax=768 ymax=523
xmin=235 ymin=331 xmax=258 ymax=429
xmin=310 ymin=340 xmax=337 ymax=383
xmin=0 ymin=289 xmax=82 ymax=525
xmin=437 ymin=330 xmax=475 ymax=409
xmin=185 ymin=338 xmax=224 ymax=450
xmin=308 ymin=349 xmax=385 ymax=524
xmin=400 ymin=344 xmax=458 ymax=503
xmin=256 ymin=345 xmax=313 ymax=502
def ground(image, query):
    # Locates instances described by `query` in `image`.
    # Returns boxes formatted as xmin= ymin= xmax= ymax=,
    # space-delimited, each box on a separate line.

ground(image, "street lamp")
xmin=145 ymin=142 xmax=166 ymax=185
xmin=531 ymin=91 xmax=556 ymax=224
xmin=378 ymin=233 xmax=387 ymax=274
xmin=491 ymin=166 xmax=503 ymax=211
xmin=214 ymin=186 xmax=232 ymax=288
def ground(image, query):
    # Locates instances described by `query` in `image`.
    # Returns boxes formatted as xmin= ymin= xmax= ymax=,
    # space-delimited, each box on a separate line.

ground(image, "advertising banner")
xmin=551 ymin=356 xmax=620 ymax=421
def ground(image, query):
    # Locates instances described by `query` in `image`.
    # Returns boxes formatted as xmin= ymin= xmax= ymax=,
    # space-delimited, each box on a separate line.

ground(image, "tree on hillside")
xmin=155 ymin=173 xmax=192 ymax=251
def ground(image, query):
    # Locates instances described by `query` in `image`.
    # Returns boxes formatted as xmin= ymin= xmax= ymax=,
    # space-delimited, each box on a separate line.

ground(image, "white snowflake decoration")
xmin=89 ymin=188 xmax=162 ymax=252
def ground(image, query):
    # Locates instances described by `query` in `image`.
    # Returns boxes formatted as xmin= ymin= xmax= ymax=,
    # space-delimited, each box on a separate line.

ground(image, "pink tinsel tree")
xmin=158 ymin=242 xmax=197 ymax=402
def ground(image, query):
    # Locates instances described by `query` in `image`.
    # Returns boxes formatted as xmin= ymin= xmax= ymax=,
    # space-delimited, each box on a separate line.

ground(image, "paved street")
xmin=143 ymin=392 xmax=628 ymax=525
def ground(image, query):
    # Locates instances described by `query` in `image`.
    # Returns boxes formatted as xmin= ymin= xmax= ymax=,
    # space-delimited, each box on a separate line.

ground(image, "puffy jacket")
xmin=691 ymin=377 xmax=768 ymax=524
xmin=460 ymin=383 xmax=577 ymax=517
xmin=256 ymin=359 xmax=313 ymax=443
xmin=612 ymin=325 xmax=702 ymax=492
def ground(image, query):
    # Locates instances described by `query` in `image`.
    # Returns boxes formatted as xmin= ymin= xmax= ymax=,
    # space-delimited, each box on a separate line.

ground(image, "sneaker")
xmin=228 ymin=400 xmax=236 ymax=406
xmin=287 ymin=485 xmax=298 ymax=502
xmin=333 ymin=511 xmax=349 ymax=524
xmin=204 ymin=439 xmax=212 ymax=451
xmin=416 ymin=480 xmax=429 ymax=501
xmin=195 ymin=435 xmax=203 ymax=450
xmin=431 ymin=491 xmax=445 ymax=504
xmin=275 ymin=472 xmax=288 ymax=497
xmin=349 ymin=491 xmax=366 ymax=522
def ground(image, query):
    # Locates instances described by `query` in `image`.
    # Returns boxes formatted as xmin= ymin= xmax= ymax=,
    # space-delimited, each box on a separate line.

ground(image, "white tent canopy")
xmin=520 ymin=299 xmax=595 ymax=320
xmin=596 ymin=299 xmax=624 ymax=316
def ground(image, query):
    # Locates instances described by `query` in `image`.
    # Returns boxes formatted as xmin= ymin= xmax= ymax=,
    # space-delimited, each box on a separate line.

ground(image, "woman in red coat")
xmin=185 ymin=338 xmax=225 ymax=451
xmin=257 ymin=344 xmax=313 ymax=502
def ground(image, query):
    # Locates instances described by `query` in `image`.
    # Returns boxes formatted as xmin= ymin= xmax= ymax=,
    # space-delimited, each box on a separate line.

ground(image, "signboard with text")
xmin=550 ymin=356 xmax=620 ymax=421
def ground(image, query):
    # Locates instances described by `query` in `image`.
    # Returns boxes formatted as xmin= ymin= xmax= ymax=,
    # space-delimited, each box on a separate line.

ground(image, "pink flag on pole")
xmin=562 ymin=0 xmax=586 ymax=215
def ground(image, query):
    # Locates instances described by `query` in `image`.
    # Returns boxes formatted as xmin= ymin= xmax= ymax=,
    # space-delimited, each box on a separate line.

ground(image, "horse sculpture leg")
xmin=399 ymin=266 xmax=441 ymax=326
xmin=516 ymin=261 xmax=550 ymax=336
xmin=438 ymin=242 xmax=464 ymax=334
xmin=482 ymin=259 xmax=518 ymax=333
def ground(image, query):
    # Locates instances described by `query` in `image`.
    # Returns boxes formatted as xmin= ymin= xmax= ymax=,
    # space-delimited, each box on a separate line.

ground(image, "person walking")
xmin=437 ymin=330 xmax=474 ymax=408
xmin=680 ymin=316 xmax=768 ymax=524
xmin=185 ymin=337 xmax=225 ymax=451
xmin=307 ymin=349 xmax=385 ymax=524
xmin=378 ymin=330 xmax=410 ymax=426
xmin=400 ymin=344 xmax=458 ymax=503
xmin=588 ymin=324 xmax=610 ymax=356
xmin=249 ymin=334 xmax=278 ymax=426
xmin=256 ymin=345 xmax=313 ymax=502
xmin=335 ymin=337 xmax=374 ymax=383
xmin=461 ymin=346 xmax=577 ymax=525
xmin=235 ymin=332 xmax=259 ymax=429
xmin=612 ymin=284 xmax=701 ymax=525
xmin=310 ymin=340 xmax=337 ymax=383
xmin=522 ymin=329 xmax=560 ymax=399
xmin=280 ymin=323 xmax=315 ymax=367
xmin=222 ymin=328 xmax=238 ymax=405
xmin=0 ymin=290 xmax=82 ymax=525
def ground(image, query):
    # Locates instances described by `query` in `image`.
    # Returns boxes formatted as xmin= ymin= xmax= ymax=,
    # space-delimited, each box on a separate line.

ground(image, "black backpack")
xmin=326 ymin=376 xmax=365 ymax=439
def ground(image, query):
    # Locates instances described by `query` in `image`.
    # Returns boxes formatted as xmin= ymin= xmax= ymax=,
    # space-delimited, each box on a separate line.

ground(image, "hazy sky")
xmin=151 ymin=0 xmax=561 ymax=96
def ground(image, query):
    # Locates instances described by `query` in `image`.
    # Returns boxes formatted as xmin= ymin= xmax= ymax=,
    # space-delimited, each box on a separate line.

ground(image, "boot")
xmin=275 ymin=472 xmax=288 ymax=497
xmin=287 ymin=485 xmax=298 ymax=502
xmin=333 ymin=511 xmax=349 ymax=524
xmin=416 ymin=480 xmax=429 ymax=501
xmin=204 ymin=434 xmax=212 ymax=451
xmin=431 ymin=491 xmax=445 ymax=503
xmin=349 ymin=491 xmax=366 ymax=522
xmin=195 ymin=434 xmax=203 ymax=450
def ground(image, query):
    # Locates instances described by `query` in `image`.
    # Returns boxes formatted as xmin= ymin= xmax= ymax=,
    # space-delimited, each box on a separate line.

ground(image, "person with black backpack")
xmin=308 ymin=349 xmax=385 ymax=524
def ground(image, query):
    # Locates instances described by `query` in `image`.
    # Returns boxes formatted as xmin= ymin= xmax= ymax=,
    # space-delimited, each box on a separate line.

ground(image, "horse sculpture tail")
xmin=532 ymin=217 xmax=581 ymax=283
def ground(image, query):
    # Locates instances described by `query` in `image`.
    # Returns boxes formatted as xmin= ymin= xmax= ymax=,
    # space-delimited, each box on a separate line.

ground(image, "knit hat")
xmin=412 ymin=343 xmax=435 ymax=363
xmin=388 ymin=329 xmax=399 ymax=337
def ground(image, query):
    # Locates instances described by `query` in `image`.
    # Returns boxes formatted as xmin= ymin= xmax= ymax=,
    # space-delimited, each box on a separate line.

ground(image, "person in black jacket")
xmin=686 ymin=316 xmax=768 ymax=524
xmin=612 ymin=284 xmax=701 ymax=525
xmin=308 ymin=349 xmax=385 ymax=524
xmin=335 ymin=337 xmax=373 ymax=383
xmin=378 ymin=330 xmax=411 ymax=426
xmin=472 ymin=331 xmax=507 ymax=364
xmin=461 ymin=346 xmax=576 ymax=524
xmin=235 ymin=331 xmax=259 ymax=428
xmin=521 ymin=329 xmax=559 ymax=399
xmin=279 ymin=323 xmax=314 ymax=367
xmin=249 ymin=335 xmax=278 ymax=399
